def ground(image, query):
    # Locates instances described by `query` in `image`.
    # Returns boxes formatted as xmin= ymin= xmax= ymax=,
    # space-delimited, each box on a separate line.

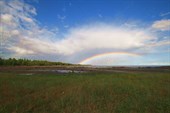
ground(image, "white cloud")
xmin=9 ymin=23 xmax=167 ymax=57
xmin=0 ymin=0 xmax=53 ymax=49
xmin=0 ymin=14 xmax=16 ymax=26
xmin=1 ymin=14 xmax=13 ymax=22
xmin=11 ymin=30 xmax=20 ymax=35
xmin=8 ymin=46 xmax=35 ymax=55
xmin=3 ymin=23 xmax=156 ymax=56
xmin=18 ymin=38 xmax=58 ymax=54
xmin=152 ymin=19 xmax=170 ymax=31
xmin=54 ymin=24 xmax=154 ymax=55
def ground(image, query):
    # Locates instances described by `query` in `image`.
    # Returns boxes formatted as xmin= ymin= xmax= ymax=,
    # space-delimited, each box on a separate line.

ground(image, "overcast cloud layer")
xmin=0 ymin=0 xmax=170 ymax=65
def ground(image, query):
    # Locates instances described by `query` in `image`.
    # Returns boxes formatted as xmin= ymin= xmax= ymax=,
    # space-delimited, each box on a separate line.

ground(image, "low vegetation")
xmin=0 ymin=69 xmax=169 ymax=113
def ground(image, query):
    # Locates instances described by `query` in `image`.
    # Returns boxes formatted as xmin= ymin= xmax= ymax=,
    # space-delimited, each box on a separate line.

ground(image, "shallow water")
xmin=30 ymin=69 xmax=85 ymax=73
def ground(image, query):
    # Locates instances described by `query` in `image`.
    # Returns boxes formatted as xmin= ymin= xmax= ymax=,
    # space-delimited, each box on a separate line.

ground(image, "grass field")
xmin=0 ymin=67 xmax=170 ymax=113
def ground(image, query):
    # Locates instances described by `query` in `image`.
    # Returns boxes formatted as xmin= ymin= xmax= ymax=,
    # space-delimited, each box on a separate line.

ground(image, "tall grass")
xmin=0 ymin=71 xmax=169 ymax=113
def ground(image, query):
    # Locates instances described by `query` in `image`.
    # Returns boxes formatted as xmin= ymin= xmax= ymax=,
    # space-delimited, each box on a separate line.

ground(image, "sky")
xmin=0 ymin=0 xmax=170 ymax=65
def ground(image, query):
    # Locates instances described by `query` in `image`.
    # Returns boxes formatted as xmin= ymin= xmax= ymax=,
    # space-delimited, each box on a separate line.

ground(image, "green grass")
xmin=0 ymin=71 xmax=169 ymax=113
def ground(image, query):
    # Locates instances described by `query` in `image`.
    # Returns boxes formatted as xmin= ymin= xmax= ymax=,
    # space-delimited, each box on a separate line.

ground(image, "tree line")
xmin=0 ymin=58 xmax=72 ymax=66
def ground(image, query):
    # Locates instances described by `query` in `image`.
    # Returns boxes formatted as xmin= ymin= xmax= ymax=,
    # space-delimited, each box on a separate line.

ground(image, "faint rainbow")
xmin=79 ymin=52 xmax=140 ymax=64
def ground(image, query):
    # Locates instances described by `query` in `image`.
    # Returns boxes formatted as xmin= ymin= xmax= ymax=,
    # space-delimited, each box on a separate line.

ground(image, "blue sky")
xmin=35 ymin=0 xmax=170 ymax=27
xmin=0 ymin=0 xmax=170 ymax=65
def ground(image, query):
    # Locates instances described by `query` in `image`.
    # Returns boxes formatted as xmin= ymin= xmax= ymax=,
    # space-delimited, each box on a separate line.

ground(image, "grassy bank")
xmin=0 ymin=71 xmax=169 ymax=113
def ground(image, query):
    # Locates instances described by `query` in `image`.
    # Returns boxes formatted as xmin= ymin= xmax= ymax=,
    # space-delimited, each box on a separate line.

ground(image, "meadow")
xmin=0 ymin=67 xmax=169 ymax=113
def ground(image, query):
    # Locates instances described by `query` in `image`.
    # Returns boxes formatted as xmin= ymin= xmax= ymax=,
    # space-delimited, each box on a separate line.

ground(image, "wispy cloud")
xmin=0 ymin=0 xmax=56 ymax=57
xmin=152 ymin=19 xmax=170 ymax=31
xmin=98 ymin=14 xmax=103 ymax=18
xmin=57 ymin=14 xmax=66 ymax=22
xmin=160 ymin=12 xmax=170 ymax=17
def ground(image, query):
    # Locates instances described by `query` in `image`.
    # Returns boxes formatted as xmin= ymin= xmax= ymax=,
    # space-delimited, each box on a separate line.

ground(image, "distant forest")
xmin=0 ymin=58 xmax=72 ymax=66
